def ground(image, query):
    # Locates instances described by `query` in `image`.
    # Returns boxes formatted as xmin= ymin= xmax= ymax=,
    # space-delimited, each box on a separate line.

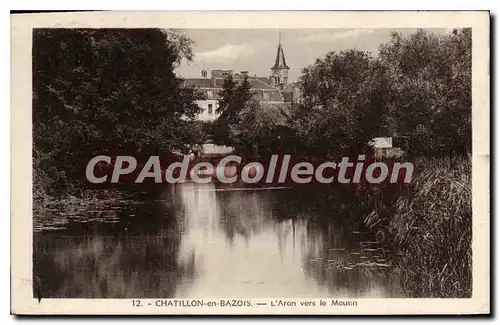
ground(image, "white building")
xmin=194 ymin=97 xmax=220 ymax=121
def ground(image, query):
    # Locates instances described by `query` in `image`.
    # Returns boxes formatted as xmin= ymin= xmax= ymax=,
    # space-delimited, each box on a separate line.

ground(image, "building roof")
xmin=193 ymin=87 xmax=283 ymax=102
xmin=183 ymin=78 xmax=219 ymax=89
xmin=256 ymin=77 xmax=271 ymax=84
xmin=252 ymin=89 xmax=283 ymax=101
xmin=184 ymin=75 xmax=284 ymax=102
xmin=183 ymin=77 xmax=278 ymax=91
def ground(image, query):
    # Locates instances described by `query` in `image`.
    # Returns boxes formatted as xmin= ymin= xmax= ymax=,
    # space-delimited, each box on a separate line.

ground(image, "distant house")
xmin=369 ymin=137 xmax=393 ymax=149
xmin=183 ymin=73 xmax=284 ymax=121
xmin=182 ymin=33 xmax=301 ymax=122
xmin=369 ymin=137 xmax=406 ymax=160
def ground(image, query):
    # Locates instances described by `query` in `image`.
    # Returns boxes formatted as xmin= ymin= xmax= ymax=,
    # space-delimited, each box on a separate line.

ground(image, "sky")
xmin=175 ymin=28 xmax=448 ymax=82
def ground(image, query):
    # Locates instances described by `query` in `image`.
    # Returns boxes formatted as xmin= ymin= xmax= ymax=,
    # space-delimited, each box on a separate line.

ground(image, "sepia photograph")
xmin=10 ymin=11 xmax=489 ymax=315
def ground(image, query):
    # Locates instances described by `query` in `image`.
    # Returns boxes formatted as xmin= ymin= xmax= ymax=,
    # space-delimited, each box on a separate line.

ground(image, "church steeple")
xmin=272 ymin=32 xmax=290 ymax=70
xmin=270 ymin=32 xmax=290 ymax=88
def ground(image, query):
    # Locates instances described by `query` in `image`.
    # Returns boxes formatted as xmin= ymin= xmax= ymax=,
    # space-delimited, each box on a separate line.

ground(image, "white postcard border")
xmin=10 ymin=11 xmax=490 ymax=315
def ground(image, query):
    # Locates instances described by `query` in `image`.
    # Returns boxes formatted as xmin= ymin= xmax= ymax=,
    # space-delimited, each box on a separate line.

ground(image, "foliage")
xmin=292 ymin=50 xmax=390 ymax=157
xmin=33 ymin=29 xmax=200 ymax=195
xmin=379 ymin=29 xmax=472 ymax=155
xmin=212 ymin=75 xmax=253 ymax=145
xmin=229 ymin=99 xmax=294 ymax=156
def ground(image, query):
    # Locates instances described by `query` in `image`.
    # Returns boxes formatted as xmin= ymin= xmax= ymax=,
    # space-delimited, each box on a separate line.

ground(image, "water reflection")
xmin=34 ymin=183 xmax=405 ymax=298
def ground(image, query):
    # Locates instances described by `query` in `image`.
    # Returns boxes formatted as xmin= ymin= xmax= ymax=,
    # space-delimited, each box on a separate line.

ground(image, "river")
xmin=33 ymin=182 xmax=405 ymax=298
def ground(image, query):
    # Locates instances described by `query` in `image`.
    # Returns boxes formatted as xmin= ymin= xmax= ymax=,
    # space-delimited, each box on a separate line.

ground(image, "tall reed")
xmin=364 ymin=155 xmax=472 ymax=297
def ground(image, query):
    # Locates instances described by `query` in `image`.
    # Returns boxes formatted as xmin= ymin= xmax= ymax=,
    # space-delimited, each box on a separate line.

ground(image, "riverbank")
xmin=363 ymin=155 xmax=472 ymax=297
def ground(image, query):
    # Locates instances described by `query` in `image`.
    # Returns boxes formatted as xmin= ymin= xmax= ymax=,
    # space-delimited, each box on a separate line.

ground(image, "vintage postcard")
xmin=11 ymin=11 xmax=490 ymax=315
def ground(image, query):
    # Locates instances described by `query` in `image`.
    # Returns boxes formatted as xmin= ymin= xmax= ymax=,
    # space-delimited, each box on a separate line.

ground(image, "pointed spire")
xmin=272 ymin=31 xmax=289 ymax=70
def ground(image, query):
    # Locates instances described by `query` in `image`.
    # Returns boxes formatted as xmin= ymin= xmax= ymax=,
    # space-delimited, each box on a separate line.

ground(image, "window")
xmin=262 ymin=92 xmax=269 ymax=101
xmin=207 ymin=90 xmax=213 ymax=98
xmin=208 ymin=104 xmax=213 ymax=114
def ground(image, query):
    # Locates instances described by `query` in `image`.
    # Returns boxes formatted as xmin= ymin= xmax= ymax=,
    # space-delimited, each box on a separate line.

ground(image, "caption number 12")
xmin=132 ymin=299 xmax=142 ymax=307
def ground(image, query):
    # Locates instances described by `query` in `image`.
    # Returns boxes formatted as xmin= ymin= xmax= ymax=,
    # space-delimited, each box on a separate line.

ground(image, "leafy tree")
xmin=293 ymin=50 xmax=389 ymax=157
xmin=229 ymin=99 xmax=294 ymax=156
xmin=33 ymin=29 xmax=200 ymax=195
xmin=217 ymin=75 xmax=253 ymax=122
xmin=379 ymin=29 xmax=472 ymax=155
xmin=212 ymin=75 xmax=253 ymax=145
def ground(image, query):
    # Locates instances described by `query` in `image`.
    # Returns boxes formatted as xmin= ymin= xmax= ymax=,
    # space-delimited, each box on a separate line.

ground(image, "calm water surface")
xmin=34 ymin=183 xmax=405 ymax=298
